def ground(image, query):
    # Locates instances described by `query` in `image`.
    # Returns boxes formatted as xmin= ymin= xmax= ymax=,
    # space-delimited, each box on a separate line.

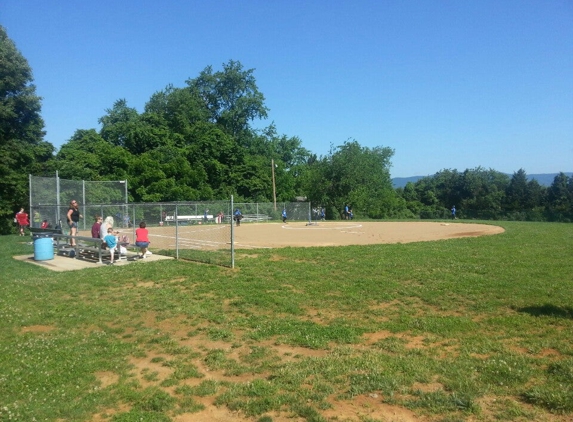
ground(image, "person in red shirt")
xmin=91 ymin=215 xmax=103 ymax=238
xmin=15 ymin=208 xmax=29 ymax=236
xmin=135 ymin=221 xmax=150 ymax=259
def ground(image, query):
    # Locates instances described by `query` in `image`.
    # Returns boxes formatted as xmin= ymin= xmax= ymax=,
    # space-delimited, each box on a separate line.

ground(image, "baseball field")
xmin=87 ymin=221 xmax=504 ymax=252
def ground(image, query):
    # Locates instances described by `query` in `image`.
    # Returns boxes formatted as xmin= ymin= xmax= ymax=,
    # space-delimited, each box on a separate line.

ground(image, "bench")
xmin=51 ymin=234 xmax=129 ymax=264
xmin=164 ymin=215 xmax=215 ymax=223
xmin=240 ymin=214 xmax=272 ymax=223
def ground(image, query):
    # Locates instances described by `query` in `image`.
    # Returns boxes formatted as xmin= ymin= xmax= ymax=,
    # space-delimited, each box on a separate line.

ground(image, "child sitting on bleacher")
xmin=103 ymin=227 xmax=118 ymax=265
xmin=135 ymin=221 xmax=150 ymax=259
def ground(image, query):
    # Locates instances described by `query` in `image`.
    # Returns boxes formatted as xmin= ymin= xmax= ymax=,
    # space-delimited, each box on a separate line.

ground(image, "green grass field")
xmin=1 ymin=221 xmax=572 ymax=422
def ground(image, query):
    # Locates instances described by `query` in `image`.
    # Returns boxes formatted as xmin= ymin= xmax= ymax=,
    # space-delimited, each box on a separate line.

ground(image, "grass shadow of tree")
xmin=515 ymin=304 xmax=573 ymax=319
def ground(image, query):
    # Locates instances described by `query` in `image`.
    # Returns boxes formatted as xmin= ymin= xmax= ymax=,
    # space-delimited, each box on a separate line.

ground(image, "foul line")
xmin=281 ymin=223 xmax=363 ymax=230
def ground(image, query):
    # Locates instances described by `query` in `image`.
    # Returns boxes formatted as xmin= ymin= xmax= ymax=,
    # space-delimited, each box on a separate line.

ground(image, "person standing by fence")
xmin=15 ymin=208 xmax=29 ymax=236
xmin=67 ymin=200 xmax=82 ymax=246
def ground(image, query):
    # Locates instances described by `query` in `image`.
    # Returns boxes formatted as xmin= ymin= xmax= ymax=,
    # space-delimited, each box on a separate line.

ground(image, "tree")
xmin=525 ymin=179 xmax=545 ymax=210
xmin=503 ymin=169 xmax=548 ymax=219
xmin=129 ymin=147 xmax=209 ymax=202
xmin=433 ymin=169 xmax=463 ymax=212
xmin=55 ymin=129 xmax=132 ymax=182
xmin=255 ymin=124 xmax=311 ymax=202
xmin=505 ymin=169 xmax=529 ymax=212
xmin=184 ymin=123 xmax=240 ymax=197
xmin=458 ymin=168 xmax=509 ymax=218
xmin=0 ymin=26 xmax=53 ymax=234
xmin=186 ymin=60 xmax=269 ymax=140
xmin=547 ymin=172 xmax=573 ymax=221
xmin=303 ymin=140 xmax=397 ymax=219
xmin=99 ymin=99 xmax=173 ymax=155
xmin=144 ymin=85 xmax=210 ymax=143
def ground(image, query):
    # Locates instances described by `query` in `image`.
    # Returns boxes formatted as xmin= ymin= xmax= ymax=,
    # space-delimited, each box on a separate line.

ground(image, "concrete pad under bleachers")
xmin=13 ymin=252 xmax=173 ymax=272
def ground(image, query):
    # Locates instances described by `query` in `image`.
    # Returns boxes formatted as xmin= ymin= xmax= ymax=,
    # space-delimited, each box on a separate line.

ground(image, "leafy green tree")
xmin=503 ymin=169 xmax=547 ymax=219
xmin=505 ymin=169 xmax=529 ymax=211
xmin=303 ymin=140 xmax=397 ymax=219
xmin=300 ymin=157 xmax=333 ymax=216
xmin=129 ymin=146 xmax=210 ymax=202
xmin=231 ymin=155 xmax=274 ymax=202
xmin=98 ymin=99 xmax=138 ymax=146
xmin=407 ymin=177 xmax=448 ymax=219
xmin=55 ymin=129 xmax=132 ymax=182
xmin=525 ymin=179 xmax=546 ymax=210
xmin=144 ymin=85 xmax=210 ymax=144
xmin=99 ymin=99 xmax=172 ymax=155
xmin=257 ymin=124 xmax=311 ymax=202
xmin=0 ymin=26 xmax=54 ymax=233
xmin=458 ymin=168 xmax=509 ymax=218
xmin=398 ymin=182 xmax=424 ymax=216
xmin=547 ymin=172 xmax=573 ymax=221
xmin=185 ymin=122 xmax=241 ymax=195
xmin=186 ymin=60 xmax=269 ymax=140
xmin=432 ymin=169 xmax=463 ymax=212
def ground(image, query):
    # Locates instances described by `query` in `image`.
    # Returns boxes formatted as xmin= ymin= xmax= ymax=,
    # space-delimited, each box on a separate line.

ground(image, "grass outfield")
xmin=0 ymin=221 xmax=572 ymax=422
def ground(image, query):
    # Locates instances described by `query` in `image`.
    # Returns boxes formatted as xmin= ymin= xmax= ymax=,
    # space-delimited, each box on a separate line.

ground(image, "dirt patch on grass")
xmin=21 ymin=325 xmax=55 ymax=333
xmin=129 ymin=354 xmax=174 ymax=387
xmin=95 ymin=371 xmax=120 ymax=388
xmin=323 ymin=394 xmax=424 ymax=422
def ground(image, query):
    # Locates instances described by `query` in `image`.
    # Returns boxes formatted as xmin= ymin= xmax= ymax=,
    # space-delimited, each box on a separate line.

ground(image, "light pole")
xmin=271 ymin=159 xmax=277 ymax=211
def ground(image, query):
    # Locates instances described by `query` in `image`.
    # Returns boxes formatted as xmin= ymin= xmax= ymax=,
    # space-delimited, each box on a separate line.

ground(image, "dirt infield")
xmin=233 ymin=221 xmax=504 ymax=249
xmin=79 ymin=221 xmax=504 ymax=251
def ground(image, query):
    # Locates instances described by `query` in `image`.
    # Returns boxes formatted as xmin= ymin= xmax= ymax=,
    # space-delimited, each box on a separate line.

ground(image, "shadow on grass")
xmin=515 ymin=304 xmax=573 ymax=319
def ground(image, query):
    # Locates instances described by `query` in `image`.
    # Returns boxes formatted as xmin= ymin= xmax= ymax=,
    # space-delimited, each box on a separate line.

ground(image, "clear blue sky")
xmin=2 ymin=0 xmax=572 ymax=177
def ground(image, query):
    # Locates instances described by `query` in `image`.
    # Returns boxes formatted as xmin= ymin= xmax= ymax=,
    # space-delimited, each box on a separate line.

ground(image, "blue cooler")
xmin=33 ymin=234 xmax=54 ymax=261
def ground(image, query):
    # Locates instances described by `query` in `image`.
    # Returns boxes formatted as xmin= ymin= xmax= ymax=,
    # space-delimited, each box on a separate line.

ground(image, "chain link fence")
xmin=29 ymin=176 xmax=311 ymax=267
xmin=29 ymin=174 xmax=127 ymax=230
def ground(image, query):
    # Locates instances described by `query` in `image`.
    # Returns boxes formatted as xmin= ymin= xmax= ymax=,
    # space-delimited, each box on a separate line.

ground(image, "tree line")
xmin=1 ymin=26 xmax=572 ymax=234
xmin=397 ymin=168 xmax=573 ymax=222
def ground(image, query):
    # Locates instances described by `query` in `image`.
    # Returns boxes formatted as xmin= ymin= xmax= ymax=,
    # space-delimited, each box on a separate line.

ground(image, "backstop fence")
xmin=29 ymin=175 xmax=310 ymax=267
xmin=29 ymin=173 xmax=128 ymax=230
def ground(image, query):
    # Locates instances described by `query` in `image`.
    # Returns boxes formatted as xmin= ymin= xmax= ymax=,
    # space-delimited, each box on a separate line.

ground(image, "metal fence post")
xmin=82 ymin=180 xmax=86 ymax=231
xmin=56 ymin=171 xmax=61 ymax=226
xmin=231 ymin=195 xmax=234 ymax=269
xmin=29 ymin=174 xmax=33 ymax=228
xmin=175 ymin=204 xmax=179 ymax=260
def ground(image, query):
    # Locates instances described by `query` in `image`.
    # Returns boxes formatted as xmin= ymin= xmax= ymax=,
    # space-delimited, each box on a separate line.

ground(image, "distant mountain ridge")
xmin=392 ymin=173 xmax=573 ymax=189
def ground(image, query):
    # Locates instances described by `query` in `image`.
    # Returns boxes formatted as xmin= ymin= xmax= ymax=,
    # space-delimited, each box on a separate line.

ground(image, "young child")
xmin=135 ymin=221 xmax=150 ymax=259
xmin=15 ymin=208 xmax=29 ymax=236
xmin=103 ymin=227 xmax=118 ymax=264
